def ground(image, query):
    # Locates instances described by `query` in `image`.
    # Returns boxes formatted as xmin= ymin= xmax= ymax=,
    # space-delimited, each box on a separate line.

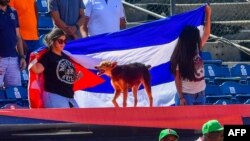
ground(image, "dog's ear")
xmin=111 ymin=62 xmax=117 ymax=68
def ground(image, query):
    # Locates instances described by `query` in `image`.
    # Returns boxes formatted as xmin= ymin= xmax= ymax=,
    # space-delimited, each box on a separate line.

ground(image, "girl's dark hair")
xmin=170 ymin=25 xmax=201 ymax=81
xmin=43 ymin=28 xmax=66 ymax=50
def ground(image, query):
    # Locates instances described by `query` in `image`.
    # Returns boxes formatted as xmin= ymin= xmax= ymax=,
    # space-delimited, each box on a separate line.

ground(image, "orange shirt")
xmin=9 ymin=0 xmax=39 ymax=40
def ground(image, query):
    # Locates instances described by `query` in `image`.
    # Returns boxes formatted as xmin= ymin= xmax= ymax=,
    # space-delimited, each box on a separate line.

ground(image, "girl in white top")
xmin=170 ymin=5 xmax=211 ymax=105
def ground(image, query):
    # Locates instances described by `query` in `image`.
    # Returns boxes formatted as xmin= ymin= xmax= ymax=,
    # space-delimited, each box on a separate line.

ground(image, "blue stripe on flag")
xmin=65 ymin=5 xmax=206 ymax=55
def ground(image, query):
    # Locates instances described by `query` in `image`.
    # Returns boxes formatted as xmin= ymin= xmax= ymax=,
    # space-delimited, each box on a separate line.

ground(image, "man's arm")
xmin=84 ymin=16 xmax=89 ymax=36
xmin=50 ymin=11 xmax=75 ymax=34
xmin=74 ymin=8 xmax=87 ymax=38
xmin=16 ymin=28 xmax=26 ymax=70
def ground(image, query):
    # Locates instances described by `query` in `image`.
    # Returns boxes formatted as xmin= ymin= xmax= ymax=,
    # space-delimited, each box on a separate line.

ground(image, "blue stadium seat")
xmin=21 ymin=69 xmax=29 ymax=88
xmin=205 ymin=84 xmax=232 ymax=104
xmin=202 ymin=51 xmax=212 ymax=60
xmin=38 ymin=12 xmax=53 ymax=36
xmin=230 ymin=64 xmax=250 ymax=84
xmin=213 ymin=99 xmax=233 ymax=105
xmin=201 ymin=51 xmax=222 ymax=65
xmin=235 ymin=84 xmax=250 ymax=103
xmin=204 ymin=64 xmax=239 ymax=84
xmin=244 ymin=99 xmax=250 ymax=104
xmin=219 ymin=81 xmax=250 ymax=103
xmin=5 ymin=86 xmax=29 ymax=107
xmin=0 ymin=89 xmax=16 ymax=108
xmin=36 ymin=0 xmax=48 ymax=13
xmin=39 ymin=34 xmax=46 ymax=47
xmin=38 ymin=13 xmax=53 ymax=29
xmin=1 ymin=103 xmax=28 ymax=109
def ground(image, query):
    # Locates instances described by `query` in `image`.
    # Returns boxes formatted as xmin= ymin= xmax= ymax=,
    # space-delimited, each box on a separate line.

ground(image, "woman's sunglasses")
xmin=56 ymin=39 xmax=67 ymax=44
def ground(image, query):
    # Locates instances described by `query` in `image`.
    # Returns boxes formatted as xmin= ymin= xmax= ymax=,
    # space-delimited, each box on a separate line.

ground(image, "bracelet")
xmin=19 ymin=55 xmax=26 ymax=59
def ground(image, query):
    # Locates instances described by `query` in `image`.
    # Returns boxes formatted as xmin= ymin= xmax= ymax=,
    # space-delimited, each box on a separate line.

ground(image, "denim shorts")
xmin=43 ymin=91 xmax=79 ymax=108
xmin=175 ymin=91 xmax=205 ymax=105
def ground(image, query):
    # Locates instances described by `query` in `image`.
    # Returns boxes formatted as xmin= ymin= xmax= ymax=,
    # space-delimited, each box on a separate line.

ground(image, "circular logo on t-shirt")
xmin=56 ymin=59 xmax=75 ymax=84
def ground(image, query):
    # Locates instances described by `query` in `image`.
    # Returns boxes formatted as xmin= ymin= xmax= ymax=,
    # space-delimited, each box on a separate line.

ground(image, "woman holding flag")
xmin=170 ymin=5 xmax=211 ymax=105
xmin=30 ymin=28 xmax=82 ymax=108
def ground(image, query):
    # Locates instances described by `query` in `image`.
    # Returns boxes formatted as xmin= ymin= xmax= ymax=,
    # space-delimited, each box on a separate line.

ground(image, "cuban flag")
xmin=29 ymin=5 xmax=206 ymax=108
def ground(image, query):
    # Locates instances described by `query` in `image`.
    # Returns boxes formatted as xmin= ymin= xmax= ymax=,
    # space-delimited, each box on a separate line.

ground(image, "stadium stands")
xmin=213 ymin=99 xmax=233 ymax=105
xmin=204 ymin=64 xmax=240 ymax=85
xmin=0 ymin=0 xmax=249 ymax=108
xmin=201 ymin=51 xmax=222 ymax=65
xmin=219 ymin=81 xmax=250 ymax=103
xmin=4 ymin=86 xmax=29 ymax=108
xmin=21 ymin=69 xmax=29 ymax=88
xmin=230 ymin=64 xmax=250 ymax=84
xmin=37 ymin=0 xmax=48 ymax=13
xmin=37 ymin=0 xmax=53 ymax=36
xmin=205 ymin=84 xmax=232 ymax=104
xmin=0 ymin=89 xmax=17 ymax=108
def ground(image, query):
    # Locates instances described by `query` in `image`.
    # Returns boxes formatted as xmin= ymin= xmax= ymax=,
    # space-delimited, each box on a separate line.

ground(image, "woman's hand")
xmin=179 ymin=97 xmax=187 ymax=105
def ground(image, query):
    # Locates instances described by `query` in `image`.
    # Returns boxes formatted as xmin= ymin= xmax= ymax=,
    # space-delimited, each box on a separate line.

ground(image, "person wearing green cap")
xmin=159 ymin=129 xmax=179 ymax=141
xmin=196 ymin=119 xmax=224 ymax=141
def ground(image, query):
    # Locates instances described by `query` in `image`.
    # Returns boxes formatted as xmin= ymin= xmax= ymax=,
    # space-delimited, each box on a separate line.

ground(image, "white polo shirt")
xmin=84 ymin=0 xmax=125 ymax=36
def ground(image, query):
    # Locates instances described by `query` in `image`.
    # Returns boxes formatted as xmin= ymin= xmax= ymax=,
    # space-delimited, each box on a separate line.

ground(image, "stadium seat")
xmin=202 ymin=51 xmax=212 ymax=60
xmin=205 ymin=84 xmax=232 ymax=104
xmin=201 ymin=51 xmax=222 ymax=65
xmin=219 ymin=81 xmax=250 ymax=103
xmin=0 ymin=89 xmax=16 ymax=107
xmin=213 ymin=99 xmax=233 ymax=105
xmin=230 ymin=64 xmax=250 ymax=84
xmin=39 ymin=34 xmax=46 ymax=47
xmin=36 ymin=0 xmax=48 ymax=13
xmin=244 ymin=99 xmax=250 ymax=104
xmin=38 ymin=13 xmax=53 ymax=29
xmin=1 ymin=103 xmax=28 ymax=109
xmin=204 ymin=64 xmax=239 ymax=84
xmin=21 ymin=69 xmax=29 ymax=88
xmin=5 ymin=86 xmax=29 ymax=107
xmin=235 ymin=84 xmax=250 ymax=103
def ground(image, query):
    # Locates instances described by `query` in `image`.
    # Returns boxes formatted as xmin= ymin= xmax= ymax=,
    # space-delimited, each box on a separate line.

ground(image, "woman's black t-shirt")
xmin=39 ymin=51 xmax=76 ymax=98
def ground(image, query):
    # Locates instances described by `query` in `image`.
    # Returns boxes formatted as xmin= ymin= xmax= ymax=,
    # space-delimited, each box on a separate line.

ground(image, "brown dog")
xmin=95 ymin=61 xmax=153 ymax=107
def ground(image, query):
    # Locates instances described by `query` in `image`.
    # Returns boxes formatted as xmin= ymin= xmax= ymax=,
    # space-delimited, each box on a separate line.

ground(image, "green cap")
xmin=202 ymin=120 xmax=224 ymax=134
xmin=159 ymin=129 xmax=179 ymax=141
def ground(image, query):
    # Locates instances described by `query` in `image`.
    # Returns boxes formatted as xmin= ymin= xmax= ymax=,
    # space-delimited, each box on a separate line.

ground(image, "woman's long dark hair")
xmin=170 ymin=26 xmax=201 ymax=81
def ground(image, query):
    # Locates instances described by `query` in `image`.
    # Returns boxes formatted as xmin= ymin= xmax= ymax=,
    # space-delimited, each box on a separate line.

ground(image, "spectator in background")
xmin=48 ymin=0 xmax=86 ymax=40
xmin=170 ymin=5 xmax=211 ymax=105
xmin=9 ymin=0 xmax=39 ymax=63
xmin=196 ymin=119 xmax=224 ymax=141
xmin=30 ymin=28 xmax=82 ymax=108
xmin=0 ymin=0 xmax=26 ymax=88
xmin=83 ymin=0 xmax=126 ymax=36
xmin=159 ymin=128 xmax=179 ymax=141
